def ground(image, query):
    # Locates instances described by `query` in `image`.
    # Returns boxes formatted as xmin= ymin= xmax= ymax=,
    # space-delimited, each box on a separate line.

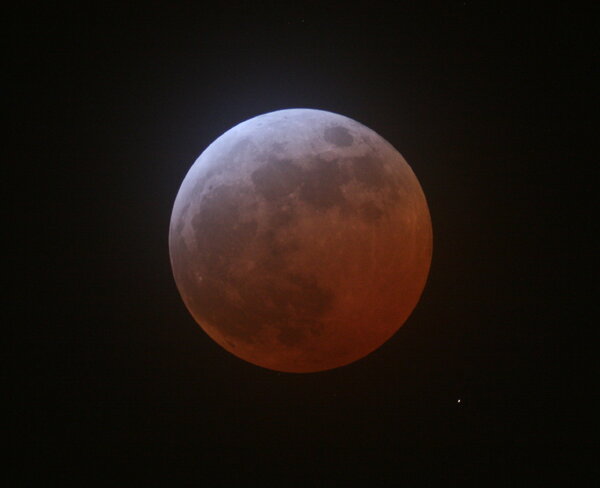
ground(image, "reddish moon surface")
xmin=169 ymin=109 xmax=432 ymax=373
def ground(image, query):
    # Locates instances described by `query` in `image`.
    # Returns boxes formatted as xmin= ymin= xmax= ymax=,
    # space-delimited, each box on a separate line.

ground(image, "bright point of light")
xmin=457 ymin=399 xmax=461 ymax=403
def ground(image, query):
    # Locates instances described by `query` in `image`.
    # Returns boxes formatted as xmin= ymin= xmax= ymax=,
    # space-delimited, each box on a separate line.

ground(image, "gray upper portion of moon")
xmin=169 ymin=109 xmax=432 ymax=371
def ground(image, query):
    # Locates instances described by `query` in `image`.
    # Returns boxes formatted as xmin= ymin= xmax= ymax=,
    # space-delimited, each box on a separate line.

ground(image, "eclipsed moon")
xmin=169 ymin=108 xmax=432 ymax=373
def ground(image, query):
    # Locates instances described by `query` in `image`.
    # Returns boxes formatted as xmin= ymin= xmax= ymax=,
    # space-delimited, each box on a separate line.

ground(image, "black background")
xmin=9 ymin=2 xmax=594 ymax=484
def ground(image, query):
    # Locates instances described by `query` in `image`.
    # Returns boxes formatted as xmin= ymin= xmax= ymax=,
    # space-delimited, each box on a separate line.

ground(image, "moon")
xmin=169 ymin=108 xmax=432 ymax=373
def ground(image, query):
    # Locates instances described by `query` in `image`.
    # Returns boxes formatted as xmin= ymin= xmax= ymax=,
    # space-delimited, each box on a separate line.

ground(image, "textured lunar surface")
xmin=169 ymin=109 xmax=432 ymax=372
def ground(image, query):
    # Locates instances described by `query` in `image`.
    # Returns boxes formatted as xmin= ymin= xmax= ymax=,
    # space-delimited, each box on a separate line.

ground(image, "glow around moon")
xmin=169 ymin=109 xmax=432 ymax=373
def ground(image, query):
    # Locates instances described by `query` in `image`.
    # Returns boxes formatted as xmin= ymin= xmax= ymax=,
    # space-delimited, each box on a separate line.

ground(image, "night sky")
xmin=10 ymin=3 xmax=593 ymax=484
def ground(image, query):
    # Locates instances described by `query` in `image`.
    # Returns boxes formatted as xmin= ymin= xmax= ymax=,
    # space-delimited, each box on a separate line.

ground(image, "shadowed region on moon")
xmin=187 ymin=181 xmax=333 ymax=346
xmin=169 ymin=108 xmax=432 ymax=372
